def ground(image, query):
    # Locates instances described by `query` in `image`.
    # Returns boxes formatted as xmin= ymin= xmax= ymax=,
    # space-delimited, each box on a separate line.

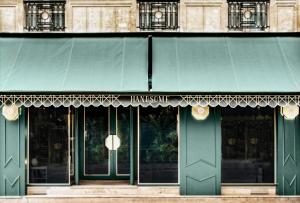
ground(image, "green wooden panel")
xmin=277 ymin=112 xmax=300 ymax=195
xmin=180 ymin=107 xmax=221 ymax=195
xmin=0 ymin=109 xmax=25 ymax=196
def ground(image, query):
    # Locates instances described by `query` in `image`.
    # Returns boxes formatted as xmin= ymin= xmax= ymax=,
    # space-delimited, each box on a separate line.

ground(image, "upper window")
xmin=138 ymin=0 xmax=179 ymax=30
xmin=228 ymin=0 xmax=269 ymax=31
xmin=24 ymin=0 xmax=66 ymax=31
xmin=221 ymin=107 xmax=274 ymax=183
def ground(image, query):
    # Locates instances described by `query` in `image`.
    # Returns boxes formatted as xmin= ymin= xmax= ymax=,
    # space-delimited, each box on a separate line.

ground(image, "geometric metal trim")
xmin=228 ymin=0 xmax=269 ymax=30
xmin=0 ymin=94 xmax=299 ymax=108
xmin=24 ymin=0 xmax=66 ymax=31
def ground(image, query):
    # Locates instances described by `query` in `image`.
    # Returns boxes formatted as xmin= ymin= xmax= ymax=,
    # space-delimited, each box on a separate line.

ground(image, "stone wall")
xmin=0 ymin=0 xmax=299 ymax=32
xmin=0 ymin=0 xmax=23 ymax=32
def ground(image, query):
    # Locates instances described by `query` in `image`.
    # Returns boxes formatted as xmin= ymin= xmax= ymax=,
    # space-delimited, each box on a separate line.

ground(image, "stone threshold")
xmin=1 ymin=196 xmax=300 ymax=203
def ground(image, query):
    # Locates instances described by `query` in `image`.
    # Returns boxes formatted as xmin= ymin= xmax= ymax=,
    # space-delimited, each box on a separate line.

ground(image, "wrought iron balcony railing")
xmin=228 ymin=0 xmax=269 ymax=31
xmin=24 ymin=0 xmax=66 ymax=31
xmin=138 ymin=0 xmax=179 ymax=30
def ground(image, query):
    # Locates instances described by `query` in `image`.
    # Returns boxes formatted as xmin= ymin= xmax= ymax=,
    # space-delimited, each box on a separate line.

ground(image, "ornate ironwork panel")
xmin=228 ymin=0 xmax=269 ymax=30
xmin=138 ymin=0 xmax=179 ymax=30
xmin=24 ymin=0 xmax=66 ymax=31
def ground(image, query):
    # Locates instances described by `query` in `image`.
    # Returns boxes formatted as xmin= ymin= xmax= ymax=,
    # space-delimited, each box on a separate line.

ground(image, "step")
xmin=38 ymin=185 xmax=179 ymax=196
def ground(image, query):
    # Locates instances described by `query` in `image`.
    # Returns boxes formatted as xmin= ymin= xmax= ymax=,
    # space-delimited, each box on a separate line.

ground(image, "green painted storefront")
xmin=0 ymin=33 xmax=299 ymax=196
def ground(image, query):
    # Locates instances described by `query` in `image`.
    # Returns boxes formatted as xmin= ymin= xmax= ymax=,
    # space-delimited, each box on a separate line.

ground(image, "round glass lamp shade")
xmin=191 ymin=106 xmax=210 ymax=120
xmin=281 ymin=106 xmax=299 ymax=120
xmin=2 ymin=104 xmax=19 ymax=121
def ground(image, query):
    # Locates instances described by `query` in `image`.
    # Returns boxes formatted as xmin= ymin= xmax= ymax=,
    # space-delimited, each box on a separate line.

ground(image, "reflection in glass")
xmin=117 ymin=107 xmax=130 ymax=175
xmin=84 ymin=107 xmax=109 ymax=175
xmin=221 ymin=107 xmax=274 ymax=183
xmin=139 ymin=107 xmax=178 ymax=184
xmin=29 ymin=107 xmax=69 ymax=184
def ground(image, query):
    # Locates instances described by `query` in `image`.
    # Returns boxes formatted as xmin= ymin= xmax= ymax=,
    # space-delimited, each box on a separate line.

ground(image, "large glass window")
xmin=28 ymin=107 xmax=70 ymax=184
xmin=221 ymin=107 xmax=274 ymax=183
xmin=139 ymin=107 xmax=178 ymax=184
xmin=84 ymin=107 xmax=109 ymax=175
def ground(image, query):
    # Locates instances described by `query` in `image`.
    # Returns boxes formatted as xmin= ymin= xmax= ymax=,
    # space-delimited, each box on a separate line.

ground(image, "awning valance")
xmin=152 ymin=37 xmax=300 ymax=93
xmin=0 ymin=94 xmax=299 ymax=108
xmin=0 ymin=37 xmax=148 ymax=92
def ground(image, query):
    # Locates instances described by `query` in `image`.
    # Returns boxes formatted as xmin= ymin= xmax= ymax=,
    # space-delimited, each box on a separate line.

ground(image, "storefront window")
xmin=221 ymin=107 xmax=274 ymax=183
xmin=28 ymin=107 xmax=70 ymax=184
xmin=139 ymin=107 xmax=178 ymax=184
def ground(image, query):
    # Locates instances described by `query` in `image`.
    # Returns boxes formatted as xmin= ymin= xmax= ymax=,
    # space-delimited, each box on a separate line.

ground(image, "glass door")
xmin=81 ymin=106 xmax=130 ymax=180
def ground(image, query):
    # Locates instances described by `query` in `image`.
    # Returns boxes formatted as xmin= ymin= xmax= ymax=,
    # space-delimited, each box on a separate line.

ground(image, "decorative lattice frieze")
xmin=0 ymin=94 xmax=299 ymax=108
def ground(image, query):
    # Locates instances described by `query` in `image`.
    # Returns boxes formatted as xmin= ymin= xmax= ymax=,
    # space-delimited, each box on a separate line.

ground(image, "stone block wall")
xmin=0 ymin=0 xmax=299 ymax=32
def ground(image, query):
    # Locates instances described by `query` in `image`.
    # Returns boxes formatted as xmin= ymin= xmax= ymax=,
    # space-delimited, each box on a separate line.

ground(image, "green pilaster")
xmin=277 ymin=111 xmax=300 ymax=195
xmin=180 ymin=107 xmax=221 ymax=195
xmin=0 ymin=108 xmax=26 ymax=196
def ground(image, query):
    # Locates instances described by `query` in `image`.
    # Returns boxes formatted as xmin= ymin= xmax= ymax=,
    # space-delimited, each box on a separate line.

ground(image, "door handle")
xmin=84 ymin=130 xmax=88 ymax=140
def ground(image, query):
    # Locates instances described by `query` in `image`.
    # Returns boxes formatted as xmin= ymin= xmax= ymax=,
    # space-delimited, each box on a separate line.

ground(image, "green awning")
xmin=0 ymin=37 xmax=148 ymax=92
xmin=152 ymin=37 xmax=300 ymax=93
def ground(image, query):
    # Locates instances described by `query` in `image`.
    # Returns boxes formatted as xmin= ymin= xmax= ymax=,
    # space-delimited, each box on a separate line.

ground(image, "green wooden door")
xmin=79 ymin=107 xmax=130 ymax=180
xmin=277 ymin=111 xmax=300 ymax=195
xmin=180 ymin=107 xmax=221 ymax=195
xmin=0 ymin=109 xmax=25 ymax=196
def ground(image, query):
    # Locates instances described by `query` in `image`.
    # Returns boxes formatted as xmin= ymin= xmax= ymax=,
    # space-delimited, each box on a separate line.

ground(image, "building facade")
xmin=0 ymin=0 xmax=300 ymax=199
xmin=0 ymin=0 xmax=300 ymax=32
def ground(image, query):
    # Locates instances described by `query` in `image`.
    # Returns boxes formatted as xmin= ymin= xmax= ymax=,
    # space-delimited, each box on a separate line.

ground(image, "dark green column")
xmin=277 ymin=110 xmax=300 ymax=195
xmin=180 ymin=107 xmax=221 ymax=195
xmin=0 ymin=108 xmax=26 ymax=196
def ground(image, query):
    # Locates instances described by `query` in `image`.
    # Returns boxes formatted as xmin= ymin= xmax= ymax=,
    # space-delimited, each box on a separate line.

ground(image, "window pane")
xmin=139 ymin=107 xmax=178 ymax=184
xmin=221 ymin=107 xmax=274 ymax=183
xmin=29 ymin=107 xmax=69 ymax=184
xmin=84 ymin=107 xmax=109 ymax=175
xmin=117 ymin=107 xmax=130 ymax=175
